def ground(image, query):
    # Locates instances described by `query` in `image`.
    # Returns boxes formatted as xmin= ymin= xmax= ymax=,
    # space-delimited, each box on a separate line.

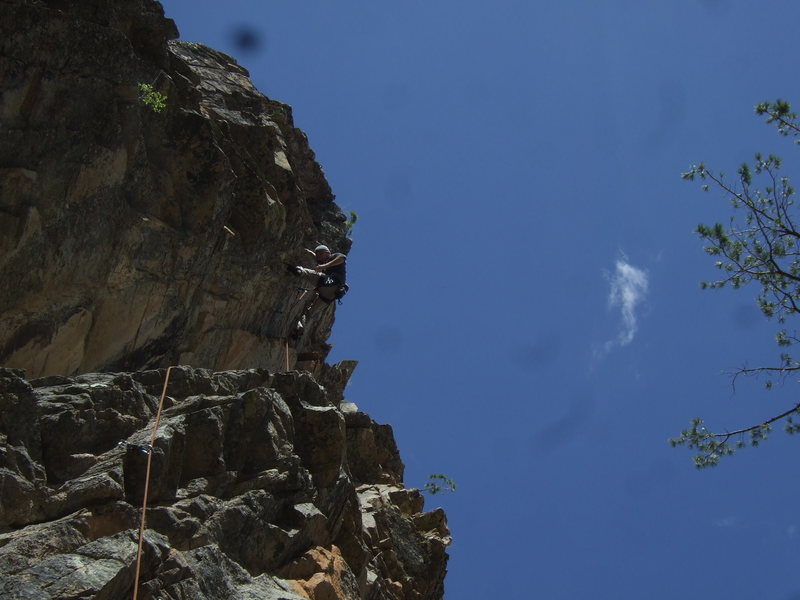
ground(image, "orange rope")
xmin=132 ymin=365 xmax=175 ymax=600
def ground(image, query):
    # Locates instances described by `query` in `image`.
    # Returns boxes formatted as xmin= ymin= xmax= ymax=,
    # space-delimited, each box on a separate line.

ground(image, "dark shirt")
xmin=320 ymin=252 xmax=346 ymax=284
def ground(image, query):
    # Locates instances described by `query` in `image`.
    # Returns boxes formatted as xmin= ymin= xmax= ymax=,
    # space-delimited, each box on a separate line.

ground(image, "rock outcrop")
xmin=0 ymin=366 xmax=450 ymax=599
xmin=0 ymin=1 xmax=450 ymax=598
xmin=1 ymin=0 xmax=347 ymax=378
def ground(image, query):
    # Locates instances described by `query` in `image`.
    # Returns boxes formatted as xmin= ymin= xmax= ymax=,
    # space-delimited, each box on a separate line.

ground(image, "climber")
xmin=286 ymin=244 xmax=348 ymax=304
xmin=285 ymin=245 xmax=348 ymax=341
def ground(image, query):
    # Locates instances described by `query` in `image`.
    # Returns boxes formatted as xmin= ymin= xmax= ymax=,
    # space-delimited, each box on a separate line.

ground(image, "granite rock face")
xmin=1 ymin=1 xmax=451 ymax=598
xmin=1 ymin=0 xmax=348 ymax=378
xmin=0 ymin=366 xmax=451 ymax=599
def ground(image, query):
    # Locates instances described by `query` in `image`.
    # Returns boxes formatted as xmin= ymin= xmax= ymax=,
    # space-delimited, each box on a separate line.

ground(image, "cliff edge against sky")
xmin=2 ymin=0 xmax=348 ymax=378
xmin=0 ymin=1 xmax=450 ymax=598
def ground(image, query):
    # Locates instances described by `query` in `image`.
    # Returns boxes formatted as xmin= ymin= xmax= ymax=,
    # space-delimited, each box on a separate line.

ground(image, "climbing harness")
xmin=334 ymin=282 xmax=349 ymax=304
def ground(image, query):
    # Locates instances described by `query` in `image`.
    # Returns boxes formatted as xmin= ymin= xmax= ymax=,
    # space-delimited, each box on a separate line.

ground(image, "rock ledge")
xmin=0 ymin=366 xmax=450 ymax=599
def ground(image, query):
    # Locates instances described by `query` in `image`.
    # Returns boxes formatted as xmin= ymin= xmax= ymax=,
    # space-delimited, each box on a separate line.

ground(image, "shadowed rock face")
xmin=0 ymin=366 xmax=451 ymax=599
xmin=1 ymin=0 xmax=349 ymax=378
xmin=0 ymin=1 xmax=452 ymax=597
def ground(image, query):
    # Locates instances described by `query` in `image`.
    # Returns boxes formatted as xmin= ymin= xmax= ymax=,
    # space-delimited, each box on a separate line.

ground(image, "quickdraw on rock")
xmin=117 ymin=441 xmax=153 ymax=455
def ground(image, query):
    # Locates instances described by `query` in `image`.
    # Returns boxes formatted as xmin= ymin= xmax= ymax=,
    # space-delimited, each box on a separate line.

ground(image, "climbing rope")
xmin=132 ymin=365 xmax=175 ymax=600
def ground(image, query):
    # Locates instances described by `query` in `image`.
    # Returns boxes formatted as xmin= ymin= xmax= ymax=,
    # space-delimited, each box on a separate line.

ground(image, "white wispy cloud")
xmin=714 ymin=515 xmax=741 ymax=529
xmin=602 ymin=257 xmax=649 ymax=354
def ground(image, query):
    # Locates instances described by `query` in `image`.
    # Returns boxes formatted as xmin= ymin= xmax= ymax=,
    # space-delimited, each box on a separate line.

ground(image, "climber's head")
xmin=314 ymin=245 xmax=331 ymax=262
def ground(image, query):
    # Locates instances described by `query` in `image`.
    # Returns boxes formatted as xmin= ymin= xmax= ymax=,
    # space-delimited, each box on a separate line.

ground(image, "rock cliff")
xmin=2 ymin=0 xmax=348 ymax=377
xmin=0 ymin=366 xmax=450 ymax=599
xmin=0 ymin=1 xmax=450 ymax=598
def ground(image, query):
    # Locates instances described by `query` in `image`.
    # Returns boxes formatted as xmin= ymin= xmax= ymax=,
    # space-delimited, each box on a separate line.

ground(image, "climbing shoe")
xmin=290 ymin=316 xmax=305 ymax=340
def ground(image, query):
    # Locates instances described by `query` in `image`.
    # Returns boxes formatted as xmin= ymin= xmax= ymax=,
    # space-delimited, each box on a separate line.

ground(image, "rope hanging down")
xmin=132 ymin=365 xmax=175 ymax=600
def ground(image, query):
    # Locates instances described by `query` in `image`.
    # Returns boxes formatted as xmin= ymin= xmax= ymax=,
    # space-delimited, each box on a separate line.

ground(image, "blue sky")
xmin=161 ymin=1 xmax=800 ymax=598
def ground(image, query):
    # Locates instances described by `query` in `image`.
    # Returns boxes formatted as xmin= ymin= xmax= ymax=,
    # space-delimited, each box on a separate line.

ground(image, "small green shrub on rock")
xmin=138 ymin=83 xmax=167 ymax=113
